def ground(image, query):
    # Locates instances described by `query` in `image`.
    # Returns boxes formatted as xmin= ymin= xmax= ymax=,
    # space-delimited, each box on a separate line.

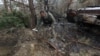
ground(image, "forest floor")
xmin=0 ymin=21 xmax=100 ymax=56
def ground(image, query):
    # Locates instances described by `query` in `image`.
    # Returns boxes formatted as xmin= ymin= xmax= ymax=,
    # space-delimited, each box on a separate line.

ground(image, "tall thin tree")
xmin=3 ymin=0 xmax=8 ymax=12
xmin=28 ymin=0 xmax=36 ymax=28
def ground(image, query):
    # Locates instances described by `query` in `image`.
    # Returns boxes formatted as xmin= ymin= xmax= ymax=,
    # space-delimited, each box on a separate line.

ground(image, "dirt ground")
xmin=0 ymin=23 xmax=100 ymax=56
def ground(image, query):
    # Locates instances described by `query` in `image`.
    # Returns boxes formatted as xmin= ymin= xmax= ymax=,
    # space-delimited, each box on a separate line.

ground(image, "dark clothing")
xmin=41 ymin=14 xmax=53 ymax=26
xmin=66 ymin=9 xmax=77 ymax=23
xmin=67 ymin=14 xmax=75 ymax=23
xmin=35 ymin=12 xmax=55 ymax=30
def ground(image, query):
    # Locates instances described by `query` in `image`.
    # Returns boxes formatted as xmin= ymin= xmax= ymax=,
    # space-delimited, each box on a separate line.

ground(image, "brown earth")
xmin=0 ymin=26 xmax=100 ymax=56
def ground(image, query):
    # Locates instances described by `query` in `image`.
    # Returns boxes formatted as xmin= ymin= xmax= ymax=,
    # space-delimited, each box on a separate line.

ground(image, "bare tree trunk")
xmin=3 ymin=0 xmax=8 ymax=12
xmin=21 ymin=0 xmax=26 ymax=13
xmin=9 ymin=0 xmax=13 ymax=12
xmin=44 ymin=0 xmax=49 ymax=11
xmin=28 ymin=0 xmax=36 ymax=28
xmin=67 ymin=0 xmax=72 ymax=10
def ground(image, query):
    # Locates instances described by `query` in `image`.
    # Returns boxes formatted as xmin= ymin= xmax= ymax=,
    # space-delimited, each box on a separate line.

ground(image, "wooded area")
xmin=1 ymin=0 xmax=100 ymax=28
xmin=0 ymin=0 xmax=100 ymax=56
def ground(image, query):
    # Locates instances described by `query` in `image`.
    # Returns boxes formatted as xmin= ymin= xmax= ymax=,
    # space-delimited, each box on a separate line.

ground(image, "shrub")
xmin=0 ymin=10 xmax=29 ymax=29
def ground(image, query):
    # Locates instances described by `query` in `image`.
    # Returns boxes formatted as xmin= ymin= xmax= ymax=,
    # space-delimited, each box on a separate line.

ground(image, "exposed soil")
xmin=0 ymin=22 xmax=100 ymax=56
